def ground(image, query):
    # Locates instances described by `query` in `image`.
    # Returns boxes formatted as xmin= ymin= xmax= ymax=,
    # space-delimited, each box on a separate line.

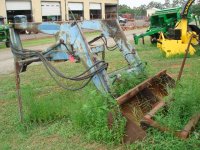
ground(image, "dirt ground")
xmin=0 ymin=28 xmax=146 ymax=75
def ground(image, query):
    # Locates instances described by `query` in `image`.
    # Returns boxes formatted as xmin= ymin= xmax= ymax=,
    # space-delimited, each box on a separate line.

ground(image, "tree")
xmin=118 ymin=4 xmax=147 ymax=17
xmin=164 ymin=0 xmax=171 ymax=8
xmin=172 ymin=0 xmax=186 ymax=7
xmin=191 ymin=4 xmax=200 ymax=16
xmin=147 ymin=1 xmax=163 ymax=9
xmin=118 ymin=5 xmax=134 ymax=15
xmin=134 ymin=5 xmax=147 ymax=17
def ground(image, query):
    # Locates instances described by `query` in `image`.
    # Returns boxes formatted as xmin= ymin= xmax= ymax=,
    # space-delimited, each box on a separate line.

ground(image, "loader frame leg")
xmin=15 ymin=60 xmax=23 ymax=123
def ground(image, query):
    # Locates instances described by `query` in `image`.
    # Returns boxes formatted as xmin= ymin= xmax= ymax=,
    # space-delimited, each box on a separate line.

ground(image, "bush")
xmin=71 ymin=90 xmax=126 ymax=145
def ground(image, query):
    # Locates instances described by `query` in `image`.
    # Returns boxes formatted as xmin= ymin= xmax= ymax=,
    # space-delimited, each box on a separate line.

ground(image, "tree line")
xmin=118 ymin=0 xmax=200 ymax=17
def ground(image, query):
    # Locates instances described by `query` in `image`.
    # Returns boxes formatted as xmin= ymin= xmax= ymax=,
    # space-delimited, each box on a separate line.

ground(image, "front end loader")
xmin=9 ymin=18 xmax=199 ymax=143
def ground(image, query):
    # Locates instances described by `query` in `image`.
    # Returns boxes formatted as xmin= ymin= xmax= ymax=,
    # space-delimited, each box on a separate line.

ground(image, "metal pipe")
xmin=142 ymin=37 xmax=145 ymax=45
xmin=176 ymin=114 xmax=200 ymax=139
xmin=18 ymin=58 xmax=40 ymax=64
xmin=143 ymin=101 xmax=166 ymax=120
xmin=177 ymin=34 xmax=195 ymax=82
xmin=15 ymin=60 xmax=23 ymax=123
xmin=117 ymin=70 xmax=167 ymax=105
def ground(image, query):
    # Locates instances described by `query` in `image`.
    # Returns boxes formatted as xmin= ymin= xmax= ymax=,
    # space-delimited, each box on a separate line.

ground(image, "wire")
xmin=11 ymin=43 xmax=108 ymax=91
xmin=101 ymin=36 xmax=118 ymax=51
xmin=88 ymin=34 xmax=118 ymax=51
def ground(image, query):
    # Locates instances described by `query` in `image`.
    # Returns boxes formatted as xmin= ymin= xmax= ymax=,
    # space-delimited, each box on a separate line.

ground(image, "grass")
xmin=21 ymin=31 xmax=100 ymax=48
xmin=0 ymin=35 xmax=200 ymax=149
xmin=0 ymin=31 xmax=100 ymax=51
xmin=111 ymin=72 xmax=148 ymax=97
xmin=22 ymin=37 xmax=55 ymax=48
xmin=0 ymin=37 xmax=53 ymax=50
xmin=156 ymin=76 xmax=200 ymax=130
xmin=71 ymin=91 xmax=126 ymax=145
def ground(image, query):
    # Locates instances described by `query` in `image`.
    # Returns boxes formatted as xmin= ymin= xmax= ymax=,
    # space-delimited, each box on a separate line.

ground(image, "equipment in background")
xmin=134 ymin=7 xmax=186 ymax=44
xmin=118 ymin=16 xmax=128 ymax=24
xmin=134 ymin=0 xmax=200 ymax=57
xmin=9 ymin=18 xmax=199 ymax=143
xmin=158 ymin=0 xmax=200 ymax=57
xmin=0 ymin=16 xmax=10 ymax=48
xmin=13 ymin=15 xmax=31 ymax=34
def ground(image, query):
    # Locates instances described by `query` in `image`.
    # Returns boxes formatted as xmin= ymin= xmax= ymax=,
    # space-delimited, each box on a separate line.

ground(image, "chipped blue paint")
xmin=38 ymin=23 xmax=60 ymax=34
xmin=10 ymin=20 xmax=144 ymax=93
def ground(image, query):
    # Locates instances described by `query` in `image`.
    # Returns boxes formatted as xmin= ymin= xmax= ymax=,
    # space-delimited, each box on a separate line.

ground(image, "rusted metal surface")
xmin=113 ymin=70 xmax=175 ymax=143
xmin=141 ymin=113 xmax=200 ymax=139
xmin=135 ymin=35 xmax=200 ymax=139
xmin=140 ymin=101 xmax=172 ymax=132
xmin=108 ymin=111 xmax=146 ymax=143
xmin=15 ymin=60 xmax=23 ymax=122
xmin=142 ymin=37 xmax=145 ymax=45
xmin=142 ymin=118 xmax=174 ymax=133
xmin=143 ymin=101 xmax=166 ymax=120
xmin=123 ymin=118 xmax=146 ymax=143
xmin=117 ymin=70 xmax=174 ymax=105
xmin=140 ymin=98 xmax=200 ymax=140
xmin=177 ymin=114 xmax=200 ymax=139
xmin=177 ymin=34 xmax=195 ymax=81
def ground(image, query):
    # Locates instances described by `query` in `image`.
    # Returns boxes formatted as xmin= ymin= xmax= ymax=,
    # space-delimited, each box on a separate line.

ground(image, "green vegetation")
xmin=0 ymin=31 xmax=100 ymax=51
xmin=111 ymin=72 xmax=147 ymax=97
xmin=119 ymin=1 xmax=200 ymax=19
xmin=71 ymin=92 xmax=126 ymax=145
xmin=0 ymin=37 xmax=200 ymax=149
xmin=191 ymin=4 xmax=200 ymax=16
xmin=156 ymin=77 xmax=200 ymax=130
xmin=22 ymin=37 xmax=55 ymax=48
xmin=0 ymin=37 xmax=55 ymax=50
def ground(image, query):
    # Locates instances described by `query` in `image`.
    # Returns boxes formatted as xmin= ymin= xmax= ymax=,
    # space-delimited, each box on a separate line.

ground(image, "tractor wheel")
xmin=150 ymin=33 xmax=159 ymax=44
xmin=150 ymin=35 xmax=158 ymax=44
xmin=5 ymin=41 xmax=10 ymax=48
xmin=188 ymin=25 xmax=200 ymax=35
xmin=188 ymin=25 xmax=200 ymax=45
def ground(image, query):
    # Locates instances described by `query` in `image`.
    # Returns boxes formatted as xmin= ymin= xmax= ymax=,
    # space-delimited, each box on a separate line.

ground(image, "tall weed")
xmin=71 ymin=90 xmax=126 ymax=145
xmin=155 ymin=75 xmax=200 ymax=130
xmin=111 ymin=72 xmax=147 ymax=97
xmin=23 ymin=86 xmax=70 ymax=123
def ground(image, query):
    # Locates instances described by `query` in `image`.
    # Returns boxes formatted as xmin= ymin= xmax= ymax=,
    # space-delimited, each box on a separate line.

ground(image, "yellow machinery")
xmin=157 ymin=0 xmax=200 ymax=57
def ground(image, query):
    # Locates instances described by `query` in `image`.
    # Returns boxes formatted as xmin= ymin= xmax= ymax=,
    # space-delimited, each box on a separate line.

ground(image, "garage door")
xmin=6 ymin=0 xmax=31 ymax=10
xmin=41 ymin=2 xmax=61 ymax=16
xmin=68 ymin=3 xmax=83 ymax=11
xmin=90 ymin=3 xmax=101 ymax=10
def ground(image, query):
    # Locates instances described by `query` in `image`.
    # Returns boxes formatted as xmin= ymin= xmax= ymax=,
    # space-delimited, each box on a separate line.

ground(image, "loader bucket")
xmin=114 ymin=70 xmax=175 ymax=143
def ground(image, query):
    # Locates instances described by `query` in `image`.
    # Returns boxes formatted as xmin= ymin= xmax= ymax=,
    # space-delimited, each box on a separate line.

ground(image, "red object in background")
xmin=122 ymin=13 xmax=133 ymax=20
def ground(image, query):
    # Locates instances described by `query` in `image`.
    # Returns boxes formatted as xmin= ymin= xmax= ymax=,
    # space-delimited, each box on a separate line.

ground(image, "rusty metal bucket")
xmin=114 ymin=70 xmax=175 ymax=143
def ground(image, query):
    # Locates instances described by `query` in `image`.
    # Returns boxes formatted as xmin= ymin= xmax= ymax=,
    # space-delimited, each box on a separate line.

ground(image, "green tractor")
xmin=0 ymin=16 xmax=10 ymax=48
xmin=133 ymin=6 xmax=199 ymax=45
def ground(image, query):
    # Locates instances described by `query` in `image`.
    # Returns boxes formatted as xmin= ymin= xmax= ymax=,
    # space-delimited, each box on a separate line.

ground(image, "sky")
xmin=119 ymin=0 xmax=166 ymax=7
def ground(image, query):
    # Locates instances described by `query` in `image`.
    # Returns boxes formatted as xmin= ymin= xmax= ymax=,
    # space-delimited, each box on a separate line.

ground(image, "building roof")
xmin=147 ymin=7 xmax=161 ymax=11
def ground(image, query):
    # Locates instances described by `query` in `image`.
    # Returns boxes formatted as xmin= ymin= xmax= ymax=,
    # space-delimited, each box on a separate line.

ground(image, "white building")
xmin=147 ymin=8 xmax=160 ymax=17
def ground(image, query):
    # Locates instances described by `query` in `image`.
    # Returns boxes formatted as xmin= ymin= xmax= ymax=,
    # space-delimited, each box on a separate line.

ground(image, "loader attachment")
xmin=114 ymin=70 xmax=175 ymax=143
